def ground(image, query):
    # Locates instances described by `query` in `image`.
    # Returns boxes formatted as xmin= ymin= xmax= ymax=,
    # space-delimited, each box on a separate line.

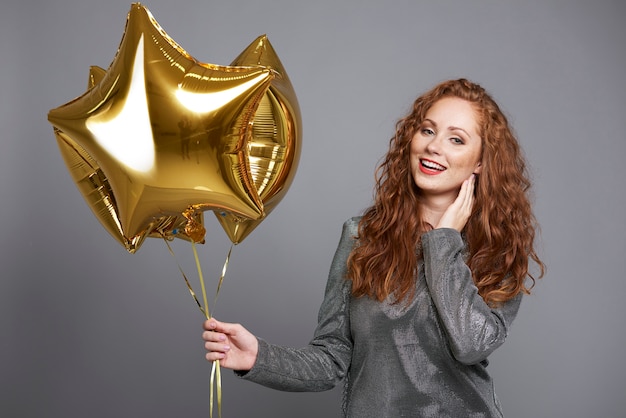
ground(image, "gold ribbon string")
xmin=191 ymin=241 xmax=219 ymax=418
xmin=163 ymin=236 xmax=234 ymax=418
xmin=191 ymin=243 xmax=210 ymax=320
xmin=161 ymin=237 xmax=208 ymax=318
xmin=204 ymin=242 xmax=233 ymax=418
xmin=213 ymin=243 xmax=234 ymax=316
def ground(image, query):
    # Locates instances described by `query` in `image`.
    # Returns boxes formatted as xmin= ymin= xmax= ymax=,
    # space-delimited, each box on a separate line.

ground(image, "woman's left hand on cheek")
xmin=436 ymin=174 xmax=476 ymax=232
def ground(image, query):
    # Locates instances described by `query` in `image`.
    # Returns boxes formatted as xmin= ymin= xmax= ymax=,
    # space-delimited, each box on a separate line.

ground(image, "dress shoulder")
xmin=343 ymin=216 xmax=361 ymax=236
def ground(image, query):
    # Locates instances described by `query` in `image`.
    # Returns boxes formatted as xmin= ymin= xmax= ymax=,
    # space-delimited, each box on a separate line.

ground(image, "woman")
xmin=202 ymin=79 xmax=545 ymax=417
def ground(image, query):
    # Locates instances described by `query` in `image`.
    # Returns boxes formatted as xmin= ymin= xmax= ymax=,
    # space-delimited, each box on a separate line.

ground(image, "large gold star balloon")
xmin=48 ymin=3 xmax=301 ymax=252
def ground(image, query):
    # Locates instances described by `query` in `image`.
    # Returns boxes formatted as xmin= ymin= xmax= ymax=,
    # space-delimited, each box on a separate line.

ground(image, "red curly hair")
xmin=347 ymin=79 xmax=545 ymax=307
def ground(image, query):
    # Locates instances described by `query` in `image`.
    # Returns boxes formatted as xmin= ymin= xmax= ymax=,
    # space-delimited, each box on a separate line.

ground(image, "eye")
xmin=450 ymin=136 xmax=464 ymax=145
xmin=421 ymin=127 xmax=435 ymax=136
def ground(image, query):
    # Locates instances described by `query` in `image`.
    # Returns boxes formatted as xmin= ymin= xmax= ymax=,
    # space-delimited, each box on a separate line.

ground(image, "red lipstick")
xmin=419 ymin=159 xmax=446 ymax=175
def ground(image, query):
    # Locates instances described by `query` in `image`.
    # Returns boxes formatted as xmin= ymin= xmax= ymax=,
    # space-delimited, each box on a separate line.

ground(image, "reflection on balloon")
xmin=48 ymin=3 xmax=300 ymax=252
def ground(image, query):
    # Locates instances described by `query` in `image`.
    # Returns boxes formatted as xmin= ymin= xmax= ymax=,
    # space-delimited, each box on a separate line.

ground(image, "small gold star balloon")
xmin=48 ymin=3 xmax=301 ymax=252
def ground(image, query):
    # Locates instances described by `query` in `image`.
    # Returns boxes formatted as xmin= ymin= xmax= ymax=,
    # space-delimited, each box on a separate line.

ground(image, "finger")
xmin=461 ymin=175 xmax=475 ymax=212
xmin=453 ymin=178 xmax=469 ymax=212
xmin=211 ymin=320 xmax=245 ymax=337
xmin=466 ymin=175 xmax=476 ymax=209
xmin=203 ymin=319 xmax=218 ymax=331
xmin=202 ymin=330 xmax=226 ymax=342
xmin=449 ymin=181 xmax=467 ymax=212
xmin=204 ymin=340 xmax=231 ymax=353
xmin=205 ymin=351 xmax=226 ymax=362
xmin=203 ymin=318 xmax=236 ymax=333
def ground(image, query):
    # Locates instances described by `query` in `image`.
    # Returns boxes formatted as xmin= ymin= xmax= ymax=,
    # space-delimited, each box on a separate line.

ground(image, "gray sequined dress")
xmin=239 ymin=217 xmax=522 ymax=417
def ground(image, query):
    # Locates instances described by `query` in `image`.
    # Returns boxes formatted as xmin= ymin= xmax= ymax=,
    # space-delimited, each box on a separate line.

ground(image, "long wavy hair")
xmin=347 ymin=79 xmax=545 ymax=307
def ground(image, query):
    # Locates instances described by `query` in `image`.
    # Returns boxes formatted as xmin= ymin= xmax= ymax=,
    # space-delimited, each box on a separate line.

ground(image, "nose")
xmin=425 ymin=133 xmax=443 ymax=154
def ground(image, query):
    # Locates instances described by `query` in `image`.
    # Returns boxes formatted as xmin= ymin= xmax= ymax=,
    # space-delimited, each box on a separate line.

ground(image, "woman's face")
xmin=409 ymin=97 xmax=483 ymax=203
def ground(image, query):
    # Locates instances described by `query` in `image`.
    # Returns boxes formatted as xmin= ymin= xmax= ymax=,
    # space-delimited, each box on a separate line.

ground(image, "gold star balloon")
xmin=48 ymin=3 xmax=301 ymax=252
xmin=214 ymin=35 xmax=302 ymax=244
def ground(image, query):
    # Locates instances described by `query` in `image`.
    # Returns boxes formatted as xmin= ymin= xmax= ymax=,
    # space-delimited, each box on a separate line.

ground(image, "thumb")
xmin=203 ymin=317 xmax=221 ymax=331
xmin=204 ymin=318 xmax=237 ymax=334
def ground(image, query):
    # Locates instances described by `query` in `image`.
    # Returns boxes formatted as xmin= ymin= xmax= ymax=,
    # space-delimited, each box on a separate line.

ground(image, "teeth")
xmin=421 ymin=159 xmax=445 ymax=171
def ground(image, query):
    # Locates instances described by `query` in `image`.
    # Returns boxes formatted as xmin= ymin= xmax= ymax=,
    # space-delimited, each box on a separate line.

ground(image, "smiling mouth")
xmin=420 ymin=159 xmax=446 ymax=171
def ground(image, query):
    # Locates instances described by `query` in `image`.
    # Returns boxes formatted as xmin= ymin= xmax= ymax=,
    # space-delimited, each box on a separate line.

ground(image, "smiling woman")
xmin=202 ymin=79 xmax=545 ymax=417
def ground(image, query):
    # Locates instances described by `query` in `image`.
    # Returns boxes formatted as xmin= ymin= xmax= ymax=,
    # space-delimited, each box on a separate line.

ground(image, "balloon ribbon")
xmin=163 ymin=237 xmax=234 ymax=418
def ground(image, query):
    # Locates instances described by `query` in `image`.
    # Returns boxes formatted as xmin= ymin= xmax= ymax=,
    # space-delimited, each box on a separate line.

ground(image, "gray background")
xmin=1 ymin=0 xmax=625 ymax=417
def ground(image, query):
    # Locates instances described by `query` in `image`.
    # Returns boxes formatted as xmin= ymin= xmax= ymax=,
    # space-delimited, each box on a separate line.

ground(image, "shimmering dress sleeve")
xmin=421 ymin=227 xmax=522 ymax=365
xmin=237 ymin=218 xmax=357 ymax=391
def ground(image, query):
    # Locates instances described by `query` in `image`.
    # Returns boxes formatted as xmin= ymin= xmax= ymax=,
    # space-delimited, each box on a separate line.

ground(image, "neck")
xmin=418 ymin=194 xmax=456 ymax=227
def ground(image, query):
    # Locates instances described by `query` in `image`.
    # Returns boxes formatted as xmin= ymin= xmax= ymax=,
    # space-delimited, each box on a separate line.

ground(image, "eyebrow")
xmin=423 ymin=118 xmax=473 ymax=139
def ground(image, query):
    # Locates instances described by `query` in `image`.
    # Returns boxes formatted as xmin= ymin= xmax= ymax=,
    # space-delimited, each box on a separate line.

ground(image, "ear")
xmin=473 ymin=161 xmax=483 ymax=174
